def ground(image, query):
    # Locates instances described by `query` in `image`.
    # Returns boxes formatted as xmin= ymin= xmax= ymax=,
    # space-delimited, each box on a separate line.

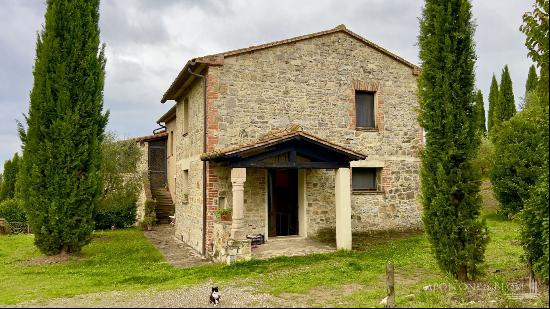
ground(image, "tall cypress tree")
xmin=487 ymin=75 xmax=499 ymax=135
xmin=494 ymin=65 xmax=516 ymax=128
xmin=18 ymin=0 xmax=108 ymax=255
xmin=418 ymin=0 xmax=488 ymax=281
xmin=0 ymin=154 xmax=20 ymax=201
xmin=475 ymin=90 xmax=486 ymax=136
xmin=525 ymin=65 xmax=539 ymax=96
xmin=524 ymin=65 xmax=539 ymax=109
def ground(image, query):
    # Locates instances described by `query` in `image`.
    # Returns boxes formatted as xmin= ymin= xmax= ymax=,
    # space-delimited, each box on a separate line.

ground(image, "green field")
xmin=0 ymin=184 xmax=548 ymax=307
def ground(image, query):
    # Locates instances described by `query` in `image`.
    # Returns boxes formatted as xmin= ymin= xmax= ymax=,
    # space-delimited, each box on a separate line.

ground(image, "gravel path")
xmin=15 ymin=282 xmax=302 ymax=308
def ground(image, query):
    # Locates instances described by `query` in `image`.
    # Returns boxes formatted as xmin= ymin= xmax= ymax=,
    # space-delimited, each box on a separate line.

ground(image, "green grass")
xmin=0 ymin=186 xmax=548 ymax=307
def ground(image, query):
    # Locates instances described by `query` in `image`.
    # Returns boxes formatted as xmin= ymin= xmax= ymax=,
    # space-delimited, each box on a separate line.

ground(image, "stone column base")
xmin=225 ymin=239 xmax=252 ymax=265
xmin=211 ymin=222 xmax=252 ymax=265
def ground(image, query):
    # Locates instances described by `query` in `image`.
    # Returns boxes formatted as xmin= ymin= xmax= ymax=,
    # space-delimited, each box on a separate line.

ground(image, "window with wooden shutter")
xmin=355 ymin=91 xmax=375 ymax=128
xmin=183 ymin=98 xmax=189 ymax=135
xmin=352 ymin=168 xmax=379 ymax=191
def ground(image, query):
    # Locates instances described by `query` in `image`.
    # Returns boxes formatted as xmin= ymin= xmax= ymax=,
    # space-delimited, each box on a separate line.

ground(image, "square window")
xmin=352 ymin=168 xmax=380 ymax=191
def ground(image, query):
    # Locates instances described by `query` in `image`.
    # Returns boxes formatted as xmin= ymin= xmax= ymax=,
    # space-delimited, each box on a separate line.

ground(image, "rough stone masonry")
xmin=160 ymin=25 xmax=423 ymax=256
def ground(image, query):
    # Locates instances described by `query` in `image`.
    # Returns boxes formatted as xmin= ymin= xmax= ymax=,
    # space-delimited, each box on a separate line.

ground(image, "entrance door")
xmin=268 ymin=169 xmax=299 ymax=237
xmin=148 ymin=139 xmax=167 ymax=189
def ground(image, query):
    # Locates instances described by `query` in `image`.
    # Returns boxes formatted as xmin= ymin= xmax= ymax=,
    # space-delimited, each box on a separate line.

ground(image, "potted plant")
xmin=215 ymin=207 xmax=232 ymax=222
xmin=140 ymin=199 xmax=157 ymax=230
xmin=141 ymin=217 xmax=155 ymax=231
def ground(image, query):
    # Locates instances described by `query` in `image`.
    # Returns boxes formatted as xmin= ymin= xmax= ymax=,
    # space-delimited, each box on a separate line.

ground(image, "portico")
xmin=202 ymin=129 xmax=366 ymax=264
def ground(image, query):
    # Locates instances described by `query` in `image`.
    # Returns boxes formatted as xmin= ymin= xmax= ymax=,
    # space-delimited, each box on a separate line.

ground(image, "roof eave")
xmin=157 ymin=104 xmax=176 ymax=123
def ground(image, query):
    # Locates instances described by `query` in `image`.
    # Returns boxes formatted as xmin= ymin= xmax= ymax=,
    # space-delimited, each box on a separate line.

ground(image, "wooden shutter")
xmin=352 ymin=168 xmax=377 ymax=190
xmin=355 ymin=92 xmax=375 ymax=128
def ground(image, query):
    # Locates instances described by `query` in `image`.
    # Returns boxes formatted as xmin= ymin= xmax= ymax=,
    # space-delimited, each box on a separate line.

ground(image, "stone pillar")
xmin=230 ymin=168 xmax=246 ymax=239
xmin=335 ymin=168 xmax=352 ymax=250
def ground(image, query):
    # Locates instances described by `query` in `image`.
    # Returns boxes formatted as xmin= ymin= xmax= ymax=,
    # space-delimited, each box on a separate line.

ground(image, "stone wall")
xmin=135 ymin=141 xmax=148 ymax=223
xmin=170 ymin=30 xmax=423 ymax=255
xmin=351 ymin=159 xmax=421 ymax=232
xmin=165 ymin=116 xmax=177 ymax=200
xmin=305 ymin=169 xmax=336 ymax=236
xmin=173 ymin=77 xmax=207 ymax=253
xmin=205 ymin=31 xmax=422 ymax=236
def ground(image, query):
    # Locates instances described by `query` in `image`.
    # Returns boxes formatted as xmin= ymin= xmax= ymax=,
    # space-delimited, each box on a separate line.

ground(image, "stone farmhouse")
xmin=137 ymin=25 xmax=423 ymax=263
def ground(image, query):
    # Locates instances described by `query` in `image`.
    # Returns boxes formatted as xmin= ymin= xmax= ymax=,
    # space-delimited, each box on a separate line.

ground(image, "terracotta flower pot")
xmin=220 ymin=213 xmax=232 ymax=221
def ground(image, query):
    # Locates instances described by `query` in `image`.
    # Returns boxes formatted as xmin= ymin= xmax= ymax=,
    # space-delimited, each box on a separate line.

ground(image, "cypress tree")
xmin=0 ymin=153 xmax=20 ymax=201
xmin=18 ymin=0 xmax=108 ymax=255
xmin=475 ymin=90 xmax=486 ymax=136
xmin=525 ymin=65 xmax=539 ymax=98
xmin=494 ymin=65 xmax=516 ymax=128
xmin=418 ymin=0 xmax=488 ymax=280
xmin=487 ymin=75 xmax=499 ymax=135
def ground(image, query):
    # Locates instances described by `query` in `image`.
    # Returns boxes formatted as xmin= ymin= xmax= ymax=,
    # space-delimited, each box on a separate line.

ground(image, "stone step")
xmin=156 ymin=204 xmax=174 ymax=208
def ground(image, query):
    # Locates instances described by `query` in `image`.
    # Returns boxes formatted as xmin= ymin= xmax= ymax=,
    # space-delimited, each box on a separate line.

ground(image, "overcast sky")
xmin=0 ymin=0 xmax=535 ymax=173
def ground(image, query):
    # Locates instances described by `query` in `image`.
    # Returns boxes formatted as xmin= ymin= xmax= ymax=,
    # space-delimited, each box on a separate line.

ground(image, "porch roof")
xmin=201 ymin=127 xmax=366 ymax=169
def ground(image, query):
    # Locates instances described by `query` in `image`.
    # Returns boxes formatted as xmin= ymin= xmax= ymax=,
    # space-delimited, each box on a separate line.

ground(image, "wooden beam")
xmin=229 ymin=161 xmax=348 ymax=169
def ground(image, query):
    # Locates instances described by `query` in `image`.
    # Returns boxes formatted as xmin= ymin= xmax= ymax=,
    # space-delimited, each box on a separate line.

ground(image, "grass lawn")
xmin=1 ymin=183 xmax=548 ymax=307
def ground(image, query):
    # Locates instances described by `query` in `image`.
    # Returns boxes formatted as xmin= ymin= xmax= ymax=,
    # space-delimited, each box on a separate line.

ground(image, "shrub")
xmin=138 ymin=199 xmax=157 ymax=230
xmin=521 ymin=172 xmax=549 ymax=282
xmin=0 ymin=219 xmax=11 ymax=235
xmin=94 ymin=133 xmax=142 ymax=230
xmin=490 ymin=102 xmax=547 ymax=218
xmin=473 ymin=137 xmax=494 ymax=179
xmin=0 ymin=198 xmax=26 ymax=223
xmin=94 ymin=187 xmax=138 ymax=229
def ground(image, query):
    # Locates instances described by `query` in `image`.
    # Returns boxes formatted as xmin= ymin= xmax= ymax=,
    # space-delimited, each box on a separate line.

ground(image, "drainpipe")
xmin=152 ymin=121 xmax=166 ymax=134
xmin=187 ymin=62 xmax=208 ymax=256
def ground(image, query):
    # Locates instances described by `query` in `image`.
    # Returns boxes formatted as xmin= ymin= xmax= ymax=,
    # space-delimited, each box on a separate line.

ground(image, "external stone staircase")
xmin=151 ymin=188 xmax=175 ymax=225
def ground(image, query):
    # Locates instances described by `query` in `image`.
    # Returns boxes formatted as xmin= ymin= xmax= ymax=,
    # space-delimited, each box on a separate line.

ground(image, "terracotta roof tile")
xmin=201 ymin=125 xmax=366 ymax=161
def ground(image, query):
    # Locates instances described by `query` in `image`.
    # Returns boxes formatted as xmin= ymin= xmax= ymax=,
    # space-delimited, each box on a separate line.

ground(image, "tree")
xmin=520 ymin=0 xmax=549 ymax=105
xmin=487 ymin=75 xmax=499 ymax=135
xmin=493 ymin=65 xmax=516 ymax=129
xmin=519 ymin=0 xmax=549 ymax=282
xmin=525 ymin=65 xmax=539 ymax=106
xmin=475 ymin=90 xmax=486 ymax=135
xmin=418 ymin=0 xmax=488 ymax=281
xmin=0 ymin=153 xmax=21 ymax=201
xmin=18 ymin=0 xmax=108 ymax=255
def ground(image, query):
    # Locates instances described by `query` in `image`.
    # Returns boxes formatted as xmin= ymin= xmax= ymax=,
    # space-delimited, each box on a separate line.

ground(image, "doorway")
xmin=268 ymin=169 xmax=299 ymax=237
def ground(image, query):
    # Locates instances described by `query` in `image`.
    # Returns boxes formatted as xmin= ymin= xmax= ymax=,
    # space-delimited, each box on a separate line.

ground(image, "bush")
xmin=94 ymin=187 xmax=138 ymax=229
xmin=490 ymin=102 xmax=547 ymax=218
xmin=94 ymin=133 xmax=142 ymax=230
xmin=0 ymin=219 xmax=11 ymax=235
xmin=473 ymin=137 xmax=494 ymax=179
xmin=521 ymin=172 xmax=549 ymax=282
xmin=0 ymin=198 xmax=26 ymax=223
xmin=138 ymin=199 xmax=156 ymax=230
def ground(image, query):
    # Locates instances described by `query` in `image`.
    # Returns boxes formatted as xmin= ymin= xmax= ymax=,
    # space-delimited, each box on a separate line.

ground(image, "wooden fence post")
xmin=386 ymin=261 xmax=395 ymax=308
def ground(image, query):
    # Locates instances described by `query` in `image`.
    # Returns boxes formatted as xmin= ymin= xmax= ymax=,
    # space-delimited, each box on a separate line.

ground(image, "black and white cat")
xmin=209 ymin=286 xmax=220 ymax=306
